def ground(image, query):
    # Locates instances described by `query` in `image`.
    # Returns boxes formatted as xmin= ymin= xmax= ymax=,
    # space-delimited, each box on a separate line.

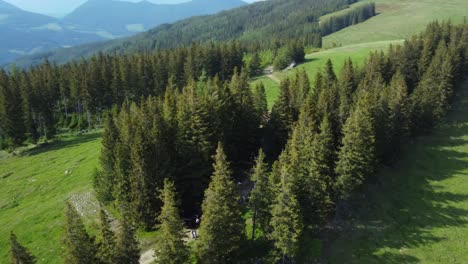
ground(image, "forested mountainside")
xmin=3 ymin=20 xmax=468 ymax=263
xmin=0 ymin=0 xmax=247 ymax=65
xmin=13 ymin=0 xmax=362 ymax=67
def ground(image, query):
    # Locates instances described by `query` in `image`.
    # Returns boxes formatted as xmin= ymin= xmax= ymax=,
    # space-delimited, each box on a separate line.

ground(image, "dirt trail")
xmin=266 ymin=74 xmax=281 ymax=84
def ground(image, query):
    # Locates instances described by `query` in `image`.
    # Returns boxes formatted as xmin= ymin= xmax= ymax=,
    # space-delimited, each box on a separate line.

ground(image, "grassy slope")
xmin=323 ymin=0 xmax=468 ymax=48
xmin=0 ymin=133 xmax=101 ymax=263
xmin=325 ymin=81 xmax=468 ymax=263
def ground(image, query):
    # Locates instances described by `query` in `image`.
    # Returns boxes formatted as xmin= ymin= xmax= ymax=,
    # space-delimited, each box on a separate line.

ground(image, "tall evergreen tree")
xmin=94 ymin=113 xmax=118 ymax=204
xmin=335 ymin=92 xmax=376 ymax=198
xmin=249 ymin=149 xmax=272 ymax=240
xmin=9 ymin=232 xmax=36 ymax=264
xmin=154 ymin=179 xmax=189 ymax=264
xmin=63 ymin=202 xmax=98 ymax=264
xmin=269 ymin=165 xmax=303 ymax=263
xmin=115 ymin=208 xmax=140 ymax=264
xmin=96 ymin=209 xmax=117 ymax=264
xmin=196 ymin=143 xmax=245 ymax=264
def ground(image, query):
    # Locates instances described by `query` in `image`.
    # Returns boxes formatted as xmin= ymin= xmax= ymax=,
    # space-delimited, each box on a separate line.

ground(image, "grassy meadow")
xmin=0 ymin=133 xmax=102 ymax=263
xmin=323 ymin=0 xmax=468 ymax=48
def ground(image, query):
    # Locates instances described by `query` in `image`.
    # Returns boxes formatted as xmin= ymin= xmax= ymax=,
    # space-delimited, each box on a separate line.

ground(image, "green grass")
xmin=324 ymin=81 xmax=468 ymax=263
xmin=284 ymin=40 xmax=403 ymax=82
xmin=0 ymin=133 xmax=102 ymax=263
xmin=323 ymin=0 xmax=468 ymax=48
xmin=251 ymin=75 xmax=281 ymax=109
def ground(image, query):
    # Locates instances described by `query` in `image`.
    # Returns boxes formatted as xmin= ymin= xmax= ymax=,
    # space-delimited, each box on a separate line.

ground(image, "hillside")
xmin=323 ymin=0 xmax=468 ymax=47
xmin=0 ymin=0 xmax=248 ymax=65
xmin=12 ymin=0 xmax=356 ymax=67
xmin=0 ymin=133 xmax=101 ymax=264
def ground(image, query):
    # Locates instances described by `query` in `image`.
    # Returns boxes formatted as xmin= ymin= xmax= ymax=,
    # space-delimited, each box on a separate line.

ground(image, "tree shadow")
xmin=20 ymin=132 xmax=102 ymax=157
xmin=322 ymin=87 xmax=468 ymax=263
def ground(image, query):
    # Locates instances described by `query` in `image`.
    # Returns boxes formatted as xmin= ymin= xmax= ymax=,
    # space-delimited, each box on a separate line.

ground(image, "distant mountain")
xmin=0 ymin=0 xmax=246 ymax=65
xmin=63 ymin=0 xmax=246 ymax=36
xmin=13 ymin=0 xmax=355 ymax=67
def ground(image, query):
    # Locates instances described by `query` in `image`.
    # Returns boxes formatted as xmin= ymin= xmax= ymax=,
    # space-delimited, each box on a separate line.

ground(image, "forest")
xmin=5 ymin=20 xmax=468 ymax=263
xmin=320 ymin=2 xmax=376 ymax=36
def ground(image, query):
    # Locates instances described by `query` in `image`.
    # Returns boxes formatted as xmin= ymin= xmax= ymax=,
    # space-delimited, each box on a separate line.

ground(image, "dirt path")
xmin=266 ymin=74 xmax=281 ymax=84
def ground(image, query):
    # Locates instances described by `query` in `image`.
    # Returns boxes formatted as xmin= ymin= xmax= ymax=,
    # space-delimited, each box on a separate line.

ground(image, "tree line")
xmin=0 ymin=40 xmax=304 ymax=150
xmin=321 ymin=2 xmax=376 ymax=36
xmin=8 ymin=21 xmax=468 ymax=263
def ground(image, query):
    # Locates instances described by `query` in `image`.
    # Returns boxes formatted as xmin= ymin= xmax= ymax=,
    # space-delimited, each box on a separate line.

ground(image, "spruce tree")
xmin=308 ymin=115 xmax=335 ymax=221
xmin=196 ymin=143 xmax=245 ymax=264
xmin=335 ymin=92 xmax=376 ymax=198
xmin=269 ymin=165 xmax=303 ymax=263
xmin=9 ymin=232 xmax=36 ymax=264
xmin=63 ymin=202 xmax=98 ymax=264
xmin=252 ymin=82 xmax=268 ymax=125
xmin=96 ymin=209 xmax=117 ymax=264
xmin=249 ymin=149 xmax=272 ymax=240
xmin=94 ymin=114 xmax=118 ymax=204
xmin=116 ymin=208 xmax=140 ymax=264
xmin=154 ymin=179 xmax=189 ymax=264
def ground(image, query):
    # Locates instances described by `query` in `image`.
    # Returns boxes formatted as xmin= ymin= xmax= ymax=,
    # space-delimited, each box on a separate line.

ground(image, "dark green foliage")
xmin=196 ymin=143 xmax=245 ymax=264
xmin=335 ymin=92 xmax=376 ymax=198
xmin=249 ymin=149 xmax=273 ymax=239
xmin=94 ymin=114 xmax=118 ymax=204
xmin=269 ymin=165 xmax=303 ymax=263
xmin=154 ymin=179 xmax=189 ymax=264
xmin=63 ymin=202 xmax=98 ymax=264
xmin=9 ymin=232 xmax=36 ymax=264
xmin=115 ymin=209 xmax=140 ymax=264
xmin=321 ymin=2 xmax=376 ymax=36
xmin=96 ymin=209 xmax=117 ymax=264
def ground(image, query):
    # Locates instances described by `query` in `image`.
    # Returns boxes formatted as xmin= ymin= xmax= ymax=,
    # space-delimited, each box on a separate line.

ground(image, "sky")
xmin=4 ymin=0 xmax=258 ymax=17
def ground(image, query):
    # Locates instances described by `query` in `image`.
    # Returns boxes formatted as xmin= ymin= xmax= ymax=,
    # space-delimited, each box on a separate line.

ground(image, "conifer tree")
xmin=63 ymin=202 xmax=98 ymax=264
xmin=324 ymin=59 xmax=337 ymax=84
xmin=249 ymin=149 xmax=272 ymax=240
xmin=116 ymin=208 xmax=140 ymax=264
xmin=9 ymin=232 xmax=36 ymax=264
xmin=96 ymin=209 xmax=117 ymax=264
xmin=335 ymin=92 xmax=376 ymax=198
xmin=196 ymin=143 xmax=245 ymax=264
xmin=308 ymin=115 xmax=335 ymax=220
xmin=269 ymin=166 xmax=303 ymax=263
xmin=252 ymin=82 xmax=268 ymax=125
xmin=94 ymin=114 xmax=118 ymax=204
xmin=154 ymin=179 xmax=188 ymax=264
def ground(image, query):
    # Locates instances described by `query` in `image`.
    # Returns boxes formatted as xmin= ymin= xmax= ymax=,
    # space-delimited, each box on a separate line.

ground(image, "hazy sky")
xmin=4 ymin=0 xmax=257 ymax=17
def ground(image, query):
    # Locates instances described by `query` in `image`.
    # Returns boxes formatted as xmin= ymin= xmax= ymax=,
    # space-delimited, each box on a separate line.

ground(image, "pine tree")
xmin=196 ymin=143 xmax=245 ymax=264
xmin=9 ymin=232 xmax=36 ymax=264
xmin=249 ymin=52 xmax=262 ymax=77
xmin=335 ymin=92 xmax=376 ymax=198
xmin=249 ymin=149 xmax=272 ymax=240
xmin=154 ymin=179 xmax=189 ymax=264
xmin=324 ymin=59 xmax=337 ymax=84
xmin=115 ymin=208 xmax=140 ymax=264
xmin=96 ymin=209 xmax=117 ymax=264
xmin=307 ymin=115 xmax=335 ymax=220
xmin=252 ymin=82 xmax=268 ymax=126
xmin=94 ymin=114 xmax=118 ymax=204
xmin=269 ymin=165 xmax=303 ymax=263
xmin=63 ymin=202 xmax=98 ymax=264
